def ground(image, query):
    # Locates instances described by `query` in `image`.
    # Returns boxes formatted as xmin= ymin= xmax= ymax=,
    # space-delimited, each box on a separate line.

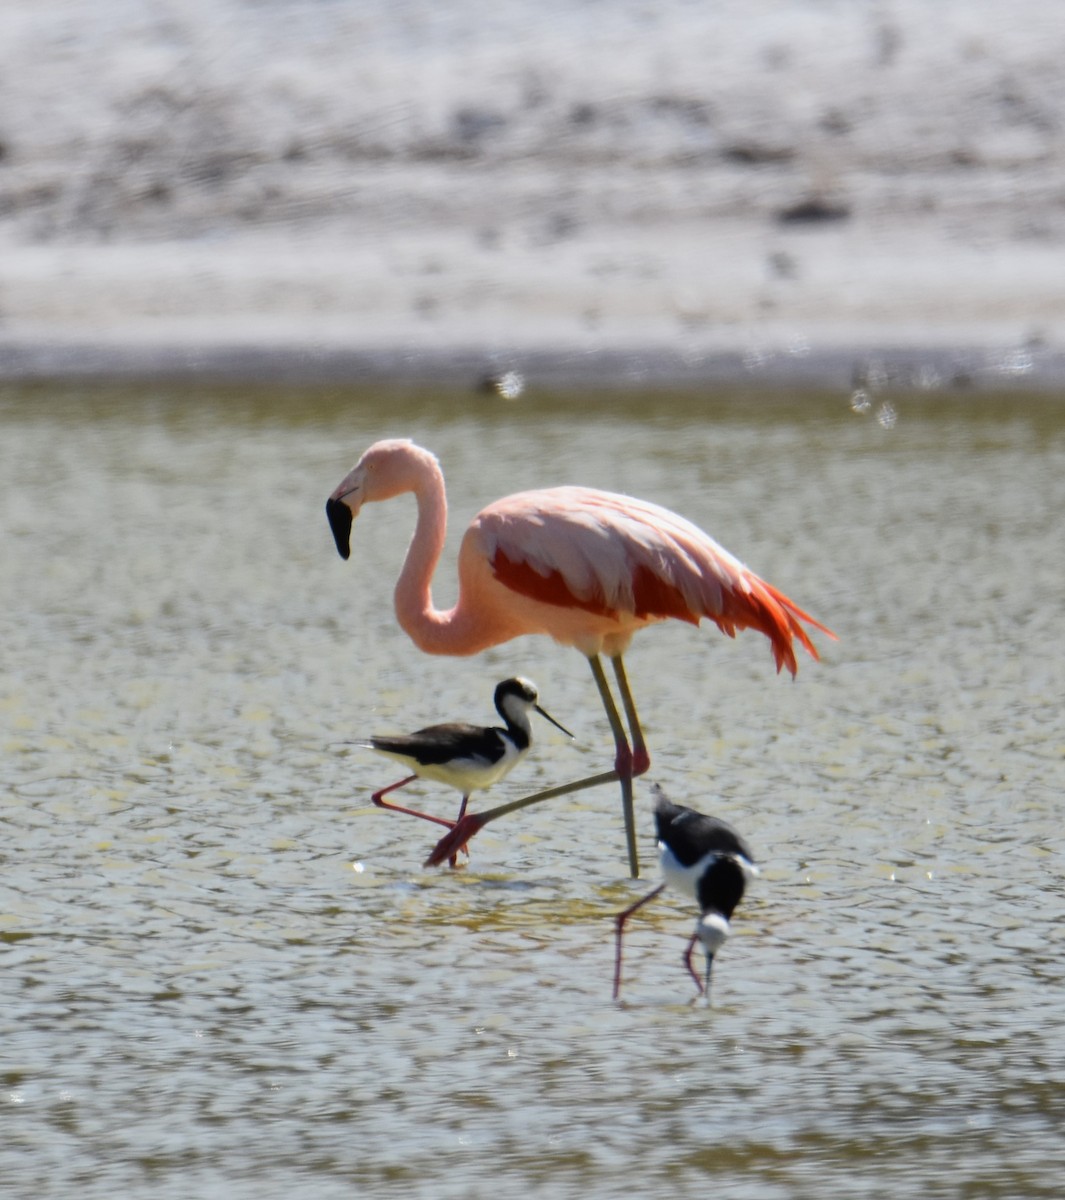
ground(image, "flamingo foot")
xmin=425 ymin=812 xmax=489 ymax=868
xmin=446 ymin=838 xmax=473 ymax=869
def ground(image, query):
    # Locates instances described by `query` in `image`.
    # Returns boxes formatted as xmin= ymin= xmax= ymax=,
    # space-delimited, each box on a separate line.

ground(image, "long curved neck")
xmin=389 ymin=449 xmax=519 ymax=656
xmin=392 ymin=454 xmax=450 ymax=643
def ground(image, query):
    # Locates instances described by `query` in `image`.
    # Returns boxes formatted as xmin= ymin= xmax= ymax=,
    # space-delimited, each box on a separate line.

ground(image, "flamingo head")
xmin=326 ymin=438 xmax=436 ymax=560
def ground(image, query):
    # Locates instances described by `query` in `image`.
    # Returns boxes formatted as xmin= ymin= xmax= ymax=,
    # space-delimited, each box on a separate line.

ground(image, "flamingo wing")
xmin=472 ymin=487 xmax=831 ymax=675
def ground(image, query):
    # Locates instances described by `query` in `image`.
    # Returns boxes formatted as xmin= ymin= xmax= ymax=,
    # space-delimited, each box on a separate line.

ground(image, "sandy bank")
xmin=2 ymin=1 xmax=1065 ymax=387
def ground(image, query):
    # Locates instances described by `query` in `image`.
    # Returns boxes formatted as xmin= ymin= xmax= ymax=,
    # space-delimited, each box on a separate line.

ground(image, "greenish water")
xmin=2 ymin=381 xmax=1063 ymax=1198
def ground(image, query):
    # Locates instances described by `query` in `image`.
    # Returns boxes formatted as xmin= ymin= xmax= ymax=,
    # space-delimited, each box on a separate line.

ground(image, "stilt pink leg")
xmin=683 ymin=932 xmax=706 ymax=995
xmin=613 ymin=883 xmax=666 ymax=1000
xmin=449 ymin=794 xmax=472 ymax=868
xmin=371 ymin=777 xmax=469 ymax=868
xmin=371 ymin=776 xmax=456 ymax=830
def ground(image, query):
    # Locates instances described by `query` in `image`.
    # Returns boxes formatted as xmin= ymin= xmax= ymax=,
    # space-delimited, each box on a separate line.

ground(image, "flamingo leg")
xmin=423 ymin=769 xmax=620 ymax=867
xmin=610 ymin=655 xmax=650 ymax=776
xmin=613 ymin=882 xmax=666 ymax=1000
xmin=588 ymin=654 xmax=641 ymax=879
xmin=588 ymin=655 xmax=632 ymax=771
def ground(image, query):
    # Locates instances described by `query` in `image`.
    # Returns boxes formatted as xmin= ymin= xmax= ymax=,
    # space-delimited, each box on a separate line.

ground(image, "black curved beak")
xmin=326 ymin=497 xmax=353 ymax=560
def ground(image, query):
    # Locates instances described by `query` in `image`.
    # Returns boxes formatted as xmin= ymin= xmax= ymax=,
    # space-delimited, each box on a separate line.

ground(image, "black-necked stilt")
xmin=613 ymin=784 xmax=756 ymax=1000
xmin=352 ymin=677 xmax=572 ymax=866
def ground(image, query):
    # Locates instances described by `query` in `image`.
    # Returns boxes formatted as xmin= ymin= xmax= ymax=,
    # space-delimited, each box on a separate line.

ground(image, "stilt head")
xmin=494 ymin=677 xmax=574 ymax=739
xmin=494 ymin=677 xmax=539 ymax=720
xmin=696 ymin=910 xmax=730 ymax=959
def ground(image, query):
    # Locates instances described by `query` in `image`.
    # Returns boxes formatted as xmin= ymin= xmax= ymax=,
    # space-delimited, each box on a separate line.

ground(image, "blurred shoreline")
xmin=2 ymin=1 xmax=1065 ymax=389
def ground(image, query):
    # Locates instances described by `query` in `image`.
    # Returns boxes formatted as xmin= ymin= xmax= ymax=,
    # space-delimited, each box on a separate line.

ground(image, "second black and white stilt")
xmin=613 ymin=784 xmax=756 ymax=1000
xmin=351 ymin=677 xmax=573 ymax=866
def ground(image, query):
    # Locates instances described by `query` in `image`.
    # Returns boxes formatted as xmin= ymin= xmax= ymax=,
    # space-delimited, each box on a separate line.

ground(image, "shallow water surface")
xmin=2 ymin=383 xmax=1063 ymax=1198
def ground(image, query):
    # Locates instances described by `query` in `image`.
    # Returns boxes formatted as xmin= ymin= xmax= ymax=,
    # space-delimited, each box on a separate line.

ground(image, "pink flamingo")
xmin=326 ymin=438 xmax=833 ymax=877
